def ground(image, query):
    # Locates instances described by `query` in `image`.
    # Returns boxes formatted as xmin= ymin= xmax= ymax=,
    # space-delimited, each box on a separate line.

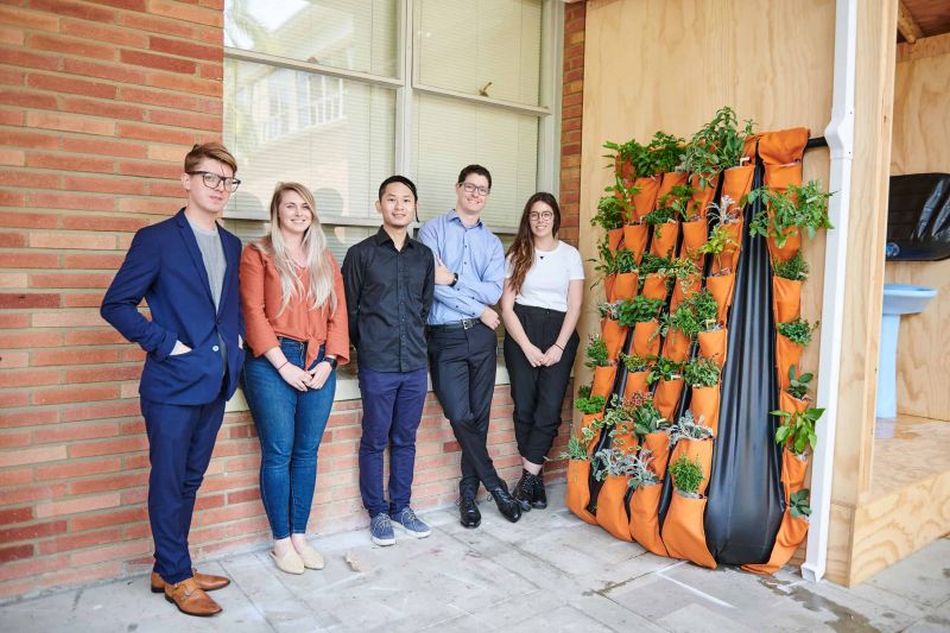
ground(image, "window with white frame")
xmin=223 ymin=0 xmax=562 ymax=259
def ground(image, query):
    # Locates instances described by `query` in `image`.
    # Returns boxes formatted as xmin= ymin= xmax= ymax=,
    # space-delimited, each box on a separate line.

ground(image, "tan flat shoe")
xmin=295 ymin=542 xmax=325 ymax=570
xmin=270 ymin=549 xmax=305 ymax=575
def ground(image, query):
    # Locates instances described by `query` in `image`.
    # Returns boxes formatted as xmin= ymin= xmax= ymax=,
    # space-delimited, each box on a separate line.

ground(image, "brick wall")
xmin=0 ymin=0 xmax=586 ymax=601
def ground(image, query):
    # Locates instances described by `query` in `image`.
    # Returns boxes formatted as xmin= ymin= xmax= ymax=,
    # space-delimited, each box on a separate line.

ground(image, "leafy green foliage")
xmin=683 ymin=357 xmax=721 ymax=387
xmin=627 ymin=448 xmax=660 ymax=490
xmin=790 ymin=489 xmax=812 ymax=519
xmin=575 ymin=390 xmax=607 ymax=415
xmin=669 ymin=455 xmax=705 ymax=496
xmin=584 ymin=335 xmax=610 ymax=368
xmin=632 ymin=397 xmax=667 ymax=436
xmin=748 ymin=180 xmax=834 ymax=247
xmin=690 ymin=290 xmax=719 ymax=331
xmin=638 ymin=253 xmax=672 ymax=275
xmin=773 ymin=407 xmax=826 ymax=455
xmin=647 ymin=356 xmax=683 ymax=385
xmin=616 ymin=296 xmax=665 ymax=327
xmin=620 ymin=353 xmax=650 ymax=373
xmin=777 ymin=318 xmax=818 ymax=346
xmin=699 ymin=223 xmax=738 ymax=270
xmin=648 ymin=131 xmax=686 ymax=174
xmin=773 ymin=251 xmax=810 ymax=281
xmin=561 ymin=435 xmax=590 ymax=461
xmin=683 ymin=106 xmax=755 ymax=189
xmin=652 ymin=183 xmax=695 ymax=223
xmin=592 ymin=195 xmax=625 ymax=232
xmin=669 ymin=411 xmax=714 ymax=444
xmin=786 ymin=365 xmax=814 ymax=400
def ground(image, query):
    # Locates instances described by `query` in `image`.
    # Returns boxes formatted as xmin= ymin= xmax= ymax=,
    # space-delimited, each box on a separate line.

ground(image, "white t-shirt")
xmin=505 ymin=241 xmax=585 ymax=312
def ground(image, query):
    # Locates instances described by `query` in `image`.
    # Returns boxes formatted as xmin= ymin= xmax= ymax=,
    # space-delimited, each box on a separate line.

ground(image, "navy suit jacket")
xmin=101 ymin=209 xmax=245 ymax=405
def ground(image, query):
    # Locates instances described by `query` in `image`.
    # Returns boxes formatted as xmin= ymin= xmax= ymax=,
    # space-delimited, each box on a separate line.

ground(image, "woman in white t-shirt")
xmin=501 ymin=192 xmax=584 ymax=511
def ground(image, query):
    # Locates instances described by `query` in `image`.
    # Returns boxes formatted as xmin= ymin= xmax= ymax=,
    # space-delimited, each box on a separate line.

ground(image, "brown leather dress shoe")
xmin=163 ymin=577 xmax=222 ymax=617
xmin=151 ymin=570 xmax=230 ymax=593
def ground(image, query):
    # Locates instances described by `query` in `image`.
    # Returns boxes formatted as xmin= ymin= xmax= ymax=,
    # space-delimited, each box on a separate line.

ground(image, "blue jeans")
xmin=357 ymin=367 xmax=428 ymax=517
xmin=242 ymin=339 xmax=335 ymax=539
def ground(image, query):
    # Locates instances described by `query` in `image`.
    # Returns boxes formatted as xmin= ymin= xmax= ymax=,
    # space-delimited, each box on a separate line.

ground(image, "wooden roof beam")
xmin=897 ymin=1 xmax=924 ymax=44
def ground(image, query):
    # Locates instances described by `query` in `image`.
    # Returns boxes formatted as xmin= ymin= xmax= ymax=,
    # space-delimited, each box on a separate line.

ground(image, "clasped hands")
xmin=278 ymin=361 xmax=332 ymax=392
xmin=521 ymin=342 xmax=563 ymax=368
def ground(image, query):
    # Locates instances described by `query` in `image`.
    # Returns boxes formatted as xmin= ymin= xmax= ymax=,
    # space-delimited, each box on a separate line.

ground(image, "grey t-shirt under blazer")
xmin=187 ymin=216 xmax=227 ymax=373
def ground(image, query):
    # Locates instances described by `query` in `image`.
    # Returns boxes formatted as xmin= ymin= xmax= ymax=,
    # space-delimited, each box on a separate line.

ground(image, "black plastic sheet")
xmin=886 ymin=173 xmax=950 ymax=261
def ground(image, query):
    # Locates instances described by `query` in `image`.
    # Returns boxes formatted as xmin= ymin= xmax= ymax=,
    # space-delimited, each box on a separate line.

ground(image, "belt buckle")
xmin=462 ymin=318 xmax=474 ymax=330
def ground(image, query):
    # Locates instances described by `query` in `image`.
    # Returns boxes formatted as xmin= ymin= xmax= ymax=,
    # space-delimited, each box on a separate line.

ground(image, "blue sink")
xmin=877 ymin=283 xmax=937 ymax=419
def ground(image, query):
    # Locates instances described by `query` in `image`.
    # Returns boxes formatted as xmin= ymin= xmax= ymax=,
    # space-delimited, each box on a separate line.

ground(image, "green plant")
xmin=604 ymin=138 xmax=657 ymax=179
xmin=592 ymin=447 xmax=636 ymax=481
xmin=584 ymin=335 xmax=610 ymax=368
xmin=627 ymin=448 xmax=660 ymax=489
xmin=647 ymin=356 xmax=683 ymax=385
xmin=632 ymin=398 xmax=667 ymax=436
xmin=777 ymin=318 xmax=818 ymax=346
xmin=575 ymin=386 xmax=607 ymax=414
xmin=773 ymin=251 xmax=810 ymax=281
xmin=663 ymin=303 xmax=702 ymax=339
xmin=669 ymin=455 xmax=704 ymax=497
xmin=620 ymin=353 xmax=650 ymax=373
xmin=689 ymin=290 xmax=719 ymax=331
xmin=699 ymin=223 xmax=738 ymax=271
xmin=616 ymin=296 xmax=665 ymax=327
xmin=786 ymin=365 xmax=814 ymax=400
xmin=684 ymin=106 xmax=755 ymax=189
xmin=789 ymin=489 xmax=812 ymax=519
xmin=638 ymin=253 xmax=672 ymax=275
xmin=683 ymin=357 xmax=721 ymax=387
xmin=772 ymin=406 xmax=826 ymax=455
xmin=706 ymin=195 xmax=743 ymax=225
xmin=647 ymin=131 xmax=686 ymax=174
xmin=748 ymin=180 xmax=834 ymax=247
xmin=592 ymin=194 xmax=625 ymax=232
xmin=561 ymin=434 xmax=590 ymax=461
xmin=669 ymin=411 xmax=714 ymax=444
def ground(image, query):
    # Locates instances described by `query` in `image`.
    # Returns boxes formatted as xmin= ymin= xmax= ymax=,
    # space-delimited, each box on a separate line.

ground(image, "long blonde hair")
xmin=253 ymin=182 xmax=337 ymax=316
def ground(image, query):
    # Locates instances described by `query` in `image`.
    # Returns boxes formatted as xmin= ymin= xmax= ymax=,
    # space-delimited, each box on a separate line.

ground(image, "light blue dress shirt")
xmin=418 ymin=210 xmax=505 ymax=325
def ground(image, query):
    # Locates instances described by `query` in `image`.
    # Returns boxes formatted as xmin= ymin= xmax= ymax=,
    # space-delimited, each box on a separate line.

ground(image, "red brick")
xmin=35 ymin=457 xmax=121 ymax=481
xmin=0 ymin=444 xmax=67 ymax=467
xmin=63 ymin=328 xmax=127 ymax=346
xmin=0 ymin=45 xmax=62 ymax=71
xmin=0 ymin=292 xmax=61 ymax=309
xmin=148 ymin=0 xmax=222 ymax=27
xmin=61 ymin=292 xmax=106 ymax=308
xmin=60 ymin=18 xmax=149 ymax=48
xmin=0 ymin=6 xmax=60 ymax=31
xmin=38 ymin=527 xmax=122 ymax=555
xmin=117 ymin=160 xmax=180 ymax=179
xmin=35 ymin=493 xmax=121 ymax=519
xmin=0 ymin=350 xmax=29 ymax=367
xmin=0 ymin=67 xmax=24 ymax=86
xmin=70 ymin=506 xmax=146 ymax=532
xmin=149 ymin=35 xmax=219 ymax=62
xmin=60 ymin=399 xmax=138 ymax=422
xmin=62 ymin=214 xmax=150 ymax=232
xmin=0 ymin=520 xmax=66 ymax=544
xmin=116 ymin=121 xmax=197 ymax=146
xmin=0 ymin=367 xmax=61 ymax=388
xmin=0 ymin=507 xmax=33 ymax=526
xmin=61 ymin=252 xmax=124 ymax=269
xmin=28 ymin=33 xmax=116 ymax=61
xmin=0 ymin=330 xmax=63 ymax=349
xmin=68 ymin=435 xmax=147 ymax=458
xmin=0 ymin=544 xmax=33 ymax=563
xmin=0 ymin=147 xmax=24 ymax=166
xmin=145 ymin=71 xmax=221 ymax=98
xmin=32 ymin=384 xmax=118 ymax=406
xmin=70 ymin=539 xmax=151 ymax=567
xmin=63 ymin=58 xmax=147 ymax=85
xmin=120 ymin=49 xmax=196 ymax=74
xmin=118 ymin=85 xmax=198 ymax=111
xmin=117 ymin=11 xmax=203 ymax=39
xmin=69 ymin=471 xmax=147 ymax=495
xmin=0 ymin=27 xmax=23 ymax=46
xmin=61 ymin=137 xmax=148 ymax=159
xmin=197 ymin=62 xmax=222 ymax=80
xmin=60 ymin=96 xmax=146 ymax=122
xmin=25 ymin=111 xmax=115 ymax=137
xmin=66 ymin=364 xmax=140 ymax=383
xmin=147 ymin=108 xmax=218 ymax=131
xmin=0 ymin=252 xmax=60 ymax=269
xmin=33 ymin=421 xmax=120 ymax=445
xmin=0 ymin=466 xmax=34 ymax=486
xmin=30 ymin=273 xmax=113 ymax=289
xmin=0 ymin=232 xmax=25 ymax=248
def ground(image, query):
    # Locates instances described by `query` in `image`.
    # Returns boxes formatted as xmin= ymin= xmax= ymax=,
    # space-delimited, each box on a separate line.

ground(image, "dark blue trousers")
xmin=142 ymin=393 xmax=226 ymax=584
xmin=357 ymin=367 xmax=428 ymax=517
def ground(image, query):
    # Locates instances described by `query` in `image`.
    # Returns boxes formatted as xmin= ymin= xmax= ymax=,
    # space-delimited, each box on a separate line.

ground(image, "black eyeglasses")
xmin=187 ymin=171 xmax=241 ymax=192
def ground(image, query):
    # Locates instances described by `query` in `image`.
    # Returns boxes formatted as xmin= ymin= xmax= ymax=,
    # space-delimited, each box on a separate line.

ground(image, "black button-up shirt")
xmin=342 ymin=227 xmax=434 ymax=372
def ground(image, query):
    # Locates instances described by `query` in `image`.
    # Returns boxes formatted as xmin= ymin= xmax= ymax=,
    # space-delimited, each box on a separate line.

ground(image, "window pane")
xmin=225 ymin=0 xmax=399 ymax=78
xmin=224 ymin=59 xmax=396 ymax=223
xmin=415 ymin=0 xmax=542 ymax=106
xmin=413 ymin=93 xmax=539 ymax=231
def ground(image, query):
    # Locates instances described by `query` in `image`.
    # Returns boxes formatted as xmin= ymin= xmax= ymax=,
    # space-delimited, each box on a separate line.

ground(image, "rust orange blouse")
xmin=239 ymin=244 xmax=349 ymax=370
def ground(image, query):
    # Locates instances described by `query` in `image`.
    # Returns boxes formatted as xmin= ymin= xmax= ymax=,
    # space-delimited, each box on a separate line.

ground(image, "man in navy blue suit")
xmin=101 ymin=143 xmax=245 ymax=617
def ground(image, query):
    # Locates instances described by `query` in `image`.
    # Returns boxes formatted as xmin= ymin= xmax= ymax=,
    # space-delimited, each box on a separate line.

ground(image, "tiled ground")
xmin=1 ymin=483 xmax=947 ymax=632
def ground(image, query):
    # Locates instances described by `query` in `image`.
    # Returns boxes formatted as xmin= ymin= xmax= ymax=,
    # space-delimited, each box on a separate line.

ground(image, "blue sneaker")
xmin=370 ymin=513 xmax=396 ymax=546
xmin=391 ymin=507 xmax=432 ymax=539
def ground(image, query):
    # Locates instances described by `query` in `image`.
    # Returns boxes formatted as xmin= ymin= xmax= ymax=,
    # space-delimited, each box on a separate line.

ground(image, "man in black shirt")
xmin=342 ymin=176 xmax=435 ymax=546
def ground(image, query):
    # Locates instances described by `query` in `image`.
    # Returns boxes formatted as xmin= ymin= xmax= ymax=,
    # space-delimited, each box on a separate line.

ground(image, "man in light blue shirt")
xmin=419 ymin=165 xmax=522 ymax=528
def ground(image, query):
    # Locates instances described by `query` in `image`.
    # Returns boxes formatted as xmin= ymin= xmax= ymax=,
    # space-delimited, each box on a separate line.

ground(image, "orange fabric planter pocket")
xmin=775 ymin=334 xmax=803 ymax=390
xmin=712 ymin=221 xmax=744 ymax=275
xmin=758 ymin=128 xmax=809 ymax=166
xmin=782 ymin=448 xmax=809 ymax=499
xmin=641 ymin=273 xmax=669 ymax=302
xmin=697 ymin=328 xmax=728 ymax=367
xmin=763 ymin=162 xmax=803 ymax=193
xmin=580 ymin=412 xmax=604 ymax=452
xmin=565 ymin=459 xmax=598 ymax=525
xmin=768 ymin=228 xmax=801 ymax=264
xmin=632 ymin=319 xmax=661 ymax=358
xmin=680 ymin=218 xmax=708 ymax=264
xmin=657 ymin=170 xmax=688 ymax=199
xmin=741 ymin=510 xmax=809 ymax=575
xmin=607 ymin=227 xmax=624 ymax=252
xmin=595 ymin=474 xmax=634 ymax=541
xmin=643 ymin=431 xmax=671 ymax=478
xmin=604 ymin=273 xmax=617 ymax=302
xmin=650 ymin=221 xmax=680 ymax=258
xmin=689 ymin=385 xmax=721 ymax=436
xmin=670 ymin=273 xmax=701 ymax=312
xmin=631 ymin=176 xmax=661 ymax=223
xmin=590 ymin=365 xmax=617 ymax=399
xmin=661 ymin=493 xmax=717 ymax=569
xmin=623 ymin=224 xmax=649 ymax=263
xmin=668 ymin=438 xmax=713 ymax=495
xmin=653 ymin=378 xmax=684 ymax=420
xmin=689 ymin=173 xmax=720 ymax=219
xmin=772 ymin=277 xmax=802 ymax=323
xmin=613 ymin=271 xmax=638 ymax=301
xmin=628 ymin=483 xmax=668 ymax=556
xmin=622 ymin=370 xmax=650 ymax=400
xmin=721 ymin=164 xmax=755 ymax=210
xmin=706 ymin=273 xmax=736 ymax=324
xmin=662 ymin=329 xmax=691 ymax=363
xmin=779 ymin=391 xmax=810 ymax=416
xmin=601 ymin=318 xmax=628 ymax=362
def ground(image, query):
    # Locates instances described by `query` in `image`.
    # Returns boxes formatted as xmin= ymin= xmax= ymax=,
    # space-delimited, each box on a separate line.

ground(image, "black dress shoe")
xmin=511 ymin=470 xmax=533 ymax=512
xmin=490 ymin=487 xmax=522 ymax=523
xmin=531 ymin=471 xmax=547 ymax=509
xmin=459 ymin=496 xmax=481 ymax=528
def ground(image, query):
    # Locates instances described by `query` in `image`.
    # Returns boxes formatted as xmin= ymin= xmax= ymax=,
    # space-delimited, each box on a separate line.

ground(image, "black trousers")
xmin=502 ymin=303 xmax=579 ymax=465
xmin=428 ymin=322 xmax=503 ymax=496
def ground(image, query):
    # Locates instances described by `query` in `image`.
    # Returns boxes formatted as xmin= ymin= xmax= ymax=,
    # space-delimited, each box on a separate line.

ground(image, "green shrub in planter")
xmin=561 ymin=435 xmax=590 ymax=461
xmin=790 ymin=489 xmax=812 ymax=519
xmin=585 ymin=335 xmax=610 ymax=368
xmin=647 ymin=356 xmax=683 ymax=385
xmin=627 ymin=448 xmax=660 ymax=490
xmin=683 ymin=357 xmax=721 ymax=388
xmin=748 ymin=180 xmax=834 ymax=247
xmin=773 ymin=251 xmax=809 ymax=281
xmin=669 ymin=455 xmax=704 ymax=498
xmin=786 ymin=365 xmax=814 ymax=400
xmin=777 ymin=318 xmax=818 ymax=346
xmin=620 ymin=353 xmax=651 ymax=373
xmin=669 ymin=411 xmax=714 ymax=444
xmin=772 ymin=406 xmax=826 ymax=455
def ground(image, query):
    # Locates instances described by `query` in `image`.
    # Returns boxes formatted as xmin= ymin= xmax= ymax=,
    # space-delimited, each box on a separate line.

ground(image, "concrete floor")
xmin=1 ymin=483 xmax=948 ymax=633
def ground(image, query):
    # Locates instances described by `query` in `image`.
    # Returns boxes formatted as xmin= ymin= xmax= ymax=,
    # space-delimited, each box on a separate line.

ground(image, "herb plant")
xmin=592 ymin=447 xmax=636 ymax=481
xmin=584 ymin=335 xmax=610 ymax=368
xmin=647 ymin=356 xmax=683 ymax=385
xmin=773 ymin=251 xmax=810 ymax=281
xmin=620 ymin=353 xmax=650 ymax=373
xmin=669 ymin=411 xmax=714 ymax=444
xmin=669 ymin=455 xmax=705 ymax=497
xmin=616 ymin=296 xmax=665 ymax=327
xmin=683 ymin=357 xmax=721 ymax=387
xmin=632 ymin=398 xmax=667 ymax=436
xmin=772 ymin=406 xmax=826 ymax=455
xmin=786 ymin=365 xmax=814 ymax=400
xmin=561 ymin=434 xmax=590 ymax=461
xmin=690 ymin=290 xmax=719 ymax=330
xmin=638 ymin=253 xmax=672 ymax=275
xmin=777 ymin=318 xmax=818 ymax=346
xmin=790 ymin=489 xmax=812 ymax=519
xmin=575 ymin=387 xmax=607 ymax=414
xmin=684 ymin=106 xmax=755 ymax=189
xmin=627 ymin=449 xmax=660 ymax=489
xmin=648 ymin=131 xmax=686 ymax=174
xmin=592 ymin=194 xmax=626 ymax=232
xmin=748 ymin=180 xmax=834 ymax=247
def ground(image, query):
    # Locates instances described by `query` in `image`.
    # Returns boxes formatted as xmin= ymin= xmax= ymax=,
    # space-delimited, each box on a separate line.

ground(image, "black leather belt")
xmin=429 ymin=318 xmax=479 ymax=332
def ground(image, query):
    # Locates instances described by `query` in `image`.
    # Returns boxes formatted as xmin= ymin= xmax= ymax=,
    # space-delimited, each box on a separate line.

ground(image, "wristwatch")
xmin=449 ymin=272 xmax=459 ymax=288
xmin=323 ymin=356 xmax=338 ymax=370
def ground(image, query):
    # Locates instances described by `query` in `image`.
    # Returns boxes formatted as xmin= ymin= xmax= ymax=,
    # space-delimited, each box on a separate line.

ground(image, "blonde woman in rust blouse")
xmin=239 ymin=182 xmax=348 ymax=575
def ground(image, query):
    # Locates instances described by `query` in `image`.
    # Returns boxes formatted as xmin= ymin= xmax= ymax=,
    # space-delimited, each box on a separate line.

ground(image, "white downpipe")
xmin=802 ymin=0 xmax=858 ymax=584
